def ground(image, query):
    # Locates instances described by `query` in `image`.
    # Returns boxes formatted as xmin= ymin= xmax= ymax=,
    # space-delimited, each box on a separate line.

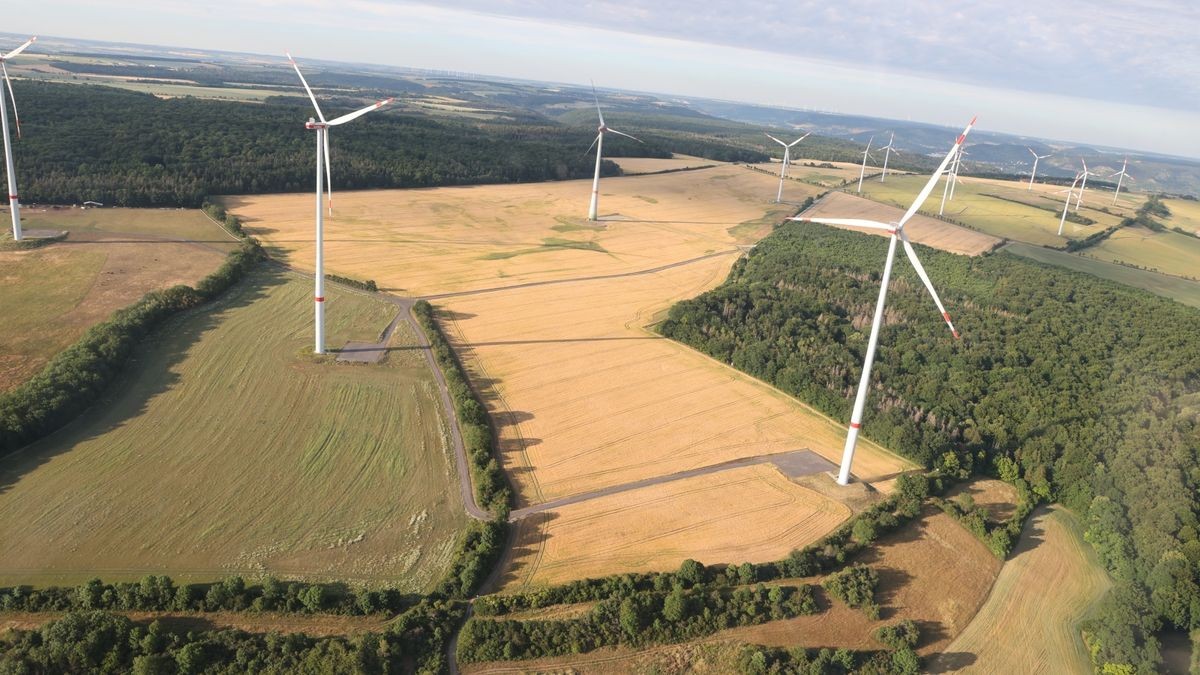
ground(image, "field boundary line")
xmin=417 ymin=249 xmax=740 ymax=300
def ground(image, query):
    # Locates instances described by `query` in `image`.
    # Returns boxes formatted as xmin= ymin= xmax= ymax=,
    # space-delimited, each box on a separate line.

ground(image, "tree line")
xmin=658 ymin=221 xmax=1200 ymax=672
xmin=2 ymin=81 xmax=773 ymax=208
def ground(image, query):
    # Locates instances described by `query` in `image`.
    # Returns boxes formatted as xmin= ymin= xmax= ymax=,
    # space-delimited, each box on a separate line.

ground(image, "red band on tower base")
xmin=314 ymin=296 xmax=325 ymax=302
xmin=849 ymin=422 xmax=861 ymax=429
xmin=8 ymin=195 xmax=16 ymax=200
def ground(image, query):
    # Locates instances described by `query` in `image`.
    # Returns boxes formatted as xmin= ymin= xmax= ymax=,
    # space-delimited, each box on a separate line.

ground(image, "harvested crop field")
xmin=1163 ymin=198 xmax=1200 ymax=235
xmin=502 ymin=464 xmax=850 ymax=587
xmin=857 ymin=174 xmax=1128 ymax=248
xmin=750 ymin=159 xmax=872 ymax=188
xmin=799 ymin=191 xmax=1002 ymax=255
xmin=1083 ymin=225 xmax=1200 ymax=280
xmin=224 ymin=165 xmax=798 ymax=297
xmin=0 ymin=269 xmax=465 ymax=588
xmin=613 ymin=155 xmax=715 ymax=174
xmin=0 ymin=208 xmax=231 ymax=390
xmin=927 ymin=506 xmax=1111 ymax=674
xmin=226 ymin=166 xmax=913 ymax=586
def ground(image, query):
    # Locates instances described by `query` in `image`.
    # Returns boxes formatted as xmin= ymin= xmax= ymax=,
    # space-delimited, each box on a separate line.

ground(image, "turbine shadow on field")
xmin=0 ymin=268 xmax=283 ymax=498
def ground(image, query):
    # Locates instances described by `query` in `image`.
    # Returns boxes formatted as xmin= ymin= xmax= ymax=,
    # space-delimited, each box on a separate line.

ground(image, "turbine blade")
xmin=591 ymin=80 xmax=605 ymax=127
xmin=899 ymin=230 xmax=959 ymax=338
xmin=1 ymin=63 xmax=19 ymax=140
xmin=286 ymin=53 xmax=326 ymax=123
xmin=898 ymin=115 xmax=977 ymax=227
xmin=1028 ymin=147 xmax=1037 ymax=158
xmin=788 ymin=132 xmax=811 ymax=147
xmin=790 ymin=217 xmax=894 ymax=231
xmin=765 ymin=132 xmax=786 ymax=146
xmin=583 ymin=132 xmax=600 ymax=157
xmin=607 ymin=127 xmax=644 ymax=143
xmin=326 ymin=97 xmax=394 ymax=126
xmin=324 ymin=130 xmax=333 ymax=215
xmin=2 ymin=36 xmax=36 ymax=61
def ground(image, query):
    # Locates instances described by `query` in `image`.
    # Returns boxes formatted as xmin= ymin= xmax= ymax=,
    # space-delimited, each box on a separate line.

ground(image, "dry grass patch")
xmin=0 ymin=208 xmax=230 ymax=390
xmin=1163 ymin=198 xmax=1200 ymax=235
xmin=801 ymin=191 xmax=1001 ymax=256
xmin=946 ymin=479 xmax=1019 ymax=523
xmin=927 ymin=506 xmax=1111 ymax=674
xmin=503 ymin=465 xmax=850 ymax=588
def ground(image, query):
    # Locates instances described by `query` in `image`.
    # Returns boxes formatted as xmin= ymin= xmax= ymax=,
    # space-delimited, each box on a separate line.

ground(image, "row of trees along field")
xmin=659 ymin=222 xmax=1200 ymax=673
xmin=2 ymin=81 xmax=766 ymax=207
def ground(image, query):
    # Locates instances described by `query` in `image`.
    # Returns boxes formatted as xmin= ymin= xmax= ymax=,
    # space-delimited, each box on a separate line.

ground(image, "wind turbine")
xmin=948 ymin=145 xmax=967 ymax=200
xmin=791 ymin=116 xmax=977 ymax=486
xmin=856 ymin=136 xmax=874 ymax=193
xmin=287 ymin=53 xmax=393 ymax=355
xmin=586 ymin=83 xmax=642 ymax=221
xmin=1111 ymin=158 xmax=1134 ymax=205
xmin=1073 ymin=159 xmax=1095 ymax=212
xmin=1058 ymin=171 xmax=1083 ymax=236
xmin=0 ymin=36 xmax=36 ymax=241
xmin=878 ymin=133 xmax=899 ymax=182
xmin=938 ymin=144 xmax=968 ymax=215
xmin=1027 ymin=147 xmax=1051 ymax=191
xmin=766 ymin=132 xmax=810 ymax=203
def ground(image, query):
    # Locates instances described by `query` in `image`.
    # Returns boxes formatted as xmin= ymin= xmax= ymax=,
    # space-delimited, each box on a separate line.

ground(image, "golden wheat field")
xmin=226 ymin=166 xmax=913 ymax=585
xmin=504 ymin=464 xmax=850 ymax=587
xmin=800 ymin=191 xmax=1003 ymax=255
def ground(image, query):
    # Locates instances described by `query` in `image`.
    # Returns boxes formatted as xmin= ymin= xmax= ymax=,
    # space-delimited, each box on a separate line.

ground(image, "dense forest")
xmin=659 ymin=222 xmax=1200 ymax=673
xmin=1 ymin=81 xmax=765 ymax=208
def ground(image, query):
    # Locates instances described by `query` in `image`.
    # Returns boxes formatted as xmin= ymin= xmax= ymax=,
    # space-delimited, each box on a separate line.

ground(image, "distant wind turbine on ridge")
xmin=879 ymin=133 xmax=899 ymax=182
xmin=766 ymin=131 xmax=810 ymax=203
xmin=1074 ymin=159 xmax=1095 ymax=212
xmin=1027 ymin=147 xmax=1051 ymax=191
xmin=0 ymin=36 xmax=36 ymax=241
xmin=1058 ymin=170 xmax=1083 ymax=236
xmin=856 ymin=136 xmax=874 ymax=193
xmin=288 ymin=53 xmax=393 ymax=355
xmin=1111 ymin=158 xmax=1134 ymax=205
xmin=586 ymin=82 xmax=642 ymax=221
xmin=791 ymin=115 xmax=978 ymax=486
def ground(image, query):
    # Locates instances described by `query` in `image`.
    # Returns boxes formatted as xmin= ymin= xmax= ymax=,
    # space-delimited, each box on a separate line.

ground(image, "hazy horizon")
xmin=8 ymin=1 xmax=1200 ymax=158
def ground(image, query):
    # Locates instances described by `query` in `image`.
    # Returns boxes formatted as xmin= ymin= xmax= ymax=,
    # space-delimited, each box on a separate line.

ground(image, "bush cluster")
xmin=413 ymin=300 xmax=512 ymax=518
xmin=458 ymin=580 xmax=817 ymax=662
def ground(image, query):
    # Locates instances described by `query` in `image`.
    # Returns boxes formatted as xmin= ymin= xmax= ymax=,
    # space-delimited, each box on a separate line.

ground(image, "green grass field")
xmin=0 ymin=269 xmax=465 ymax=588
xmin=857 ymin=175 xmax=1129 ymax=248
xmin=1004 ymin=242 xmax=1200 ymax=309
xmin=0 ymin=208 xmax=233 ymax=391
xmin=1163 ymin=198 xmax=1200 ymax=235
xmin=1083 ymin=226 xmax=1200 ymax=281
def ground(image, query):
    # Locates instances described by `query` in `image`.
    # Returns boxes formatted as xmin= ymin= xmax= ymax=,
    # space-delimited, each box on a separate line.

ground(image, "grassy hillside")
xmin=0 ymin=269 xmax=466 ymax=588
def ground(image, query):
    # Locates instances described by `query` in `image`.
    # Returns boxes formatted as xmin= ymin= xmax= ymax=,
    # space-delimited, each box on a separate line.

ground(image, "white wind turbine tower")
xmin=1111 ymin=158 xmax=1134 ymax=205
xmin=586 ymin=83 xmax=642 ymax=221
xmin=1073 ymin=159 xmax=1095 ymax=212
xmin=856 ymin=136 xmax=874 ymax=193
xmin=0 ymin=36 xmax=37 ymax=241
xmin=878 ymin=133 xmax=899 ymax=182
xmin=1027 ymin=147 xmax=1051 ymax=190
xmin=791 ymin=116 xmax=977 ymax=486
xmin=948 ymin=145 xmax=968 ymax=200
xmin=937 ymin=145 xmax=966 ymax=215
xmin=287 ymin=53 xmax=393 ymax=354
xmin=1058 ymin=170 xmax=1083 ymax=236
xmin=765 ymin=132 xmax=810 ymax=203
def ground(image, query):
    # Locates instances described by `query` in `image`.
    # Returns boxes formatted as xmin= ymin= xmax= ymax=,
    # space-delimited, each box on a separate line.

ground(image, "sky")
xmin=10 ymin=0 xmax=1200 ymax=157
